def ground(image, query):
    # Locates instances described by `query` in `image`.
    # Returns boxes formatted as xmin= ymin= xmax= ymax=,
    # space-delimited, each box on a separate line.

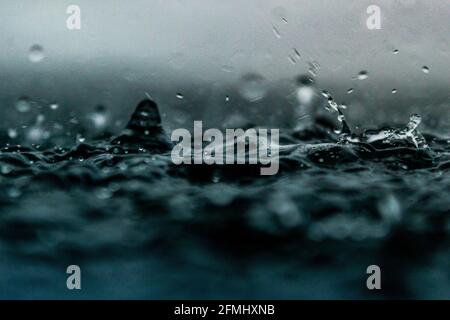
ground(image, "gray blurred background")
xmin=0 ymin=0 xmax=449 ymax=140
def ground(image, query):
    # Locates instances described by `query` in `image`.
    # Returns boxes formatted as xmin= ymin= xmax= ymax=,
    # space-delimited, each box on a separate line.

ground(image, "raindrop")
xmin=272 ymin=26 xmax=281 ymax=39
xmin=288 ymin=55 xmax=296 ymax=65
xmin=225 ymin=96 xmax=230 ymax=102
xmin=357 ymin=71 xmax=369 ymax=80
xmin=15 ymin=97 xmax=31 ymax=113
xmin=296 ymin=85 xmax=315 ymax=106
xmin=392 ymin=89 xmax=397 ymax=94
xmin=321 ymin=90 xmax=331 ymax=99
xmin=50 ymin=103 xmax=59 ymax=110
xmin=89 ymin=105 xmax=108 ymax=129
xmin=77 ymin=134 xmax=86 ymax=143
xmin=36 ymin=114 xmax=45 ymax=124
xmin=28 ymin=44 xmax=45 ymax=63
xmin=422 ymin=66 xmax=430 ymax=74
xmin=308 ymin=61 xmax=320 ymax=77
xmin=7 ymin=129 xmax=17 ymax=139
xmin=176 ymin=93 xmax=184 ymax=99
xmin=294 ymin=48 xmax=301 ymax=58
xmin=393 ymin=49 xmax=399 ymax=54
xmin=27 ymin=126 xmax=47 ymax=143
xmin=238 ymin=73 xmax=268 ymax=102
xmin=271 ymin=7 xmax=287 ymax=24
xmin=347 ymin=88 xmax=354 ymax=94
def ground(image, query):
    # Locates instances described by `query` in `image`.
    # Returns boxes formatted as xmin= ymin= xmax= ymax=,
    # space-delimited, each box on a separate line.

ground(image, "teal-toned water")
xmin=0 ymin=99 xmax=449 ymax=299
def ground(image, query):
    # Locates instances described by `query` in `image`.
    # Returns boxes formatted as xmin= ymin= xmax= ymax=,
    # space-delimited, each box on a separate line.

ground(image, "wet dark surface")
xmin=0 ymin=99 xmax=449 ymax=299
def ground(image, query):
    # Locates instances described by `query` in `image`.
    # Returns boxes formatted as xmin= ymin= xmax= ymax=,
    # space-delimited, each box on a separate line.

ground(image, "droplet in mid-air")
xmin=239 ymin=73 xmax=268 ymax=102
xmin=347 ymin=88 xmax=354 ymax=94
xmin=357 ymin=71 xmax=369 ymax=80
xmin=272 ymin=26 xmax=281 ymax=39
xmin=89 ymin=105 xmax=108 ymax=129
xmin=28 ymin=44 xmax=45 ymax=63
xmin=392 ymin=89 xmax=397 ymax=94
xmin=271 ymin=6 xmax=287 ymax=24
xmin=393 ymin=49 xmax=399 ymax=54
xmin=422 ymin=66 xmax=430 ymax=74
xmin=308 ymin=61 xmax=320 ymax=77
xmin=7 ymin=129 xmax=18 ymax=139
xmin=77 ymin=134 xmax=86 ymax=143
xmin=296 ymin=85 xmax=315 ymax=106
xmin=15 ymin=97 xmax=31 ymax=113
xmin=50 ymin=103 xmax=59 ymax=110
xmin=176 ymin=93 xmax=184 ymax=99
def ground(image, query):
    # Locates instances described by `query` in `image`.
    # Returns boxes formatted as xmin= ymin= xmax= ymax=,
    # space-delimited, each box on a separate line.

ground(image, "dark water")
xmin=0 ymin=99 xmax=449 ymax=299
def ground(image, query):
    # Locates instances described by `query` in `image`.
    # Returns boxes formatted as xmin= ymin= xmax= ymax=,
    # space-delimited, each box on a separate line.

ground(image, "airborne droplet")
xmin=422 ymin=66 xmax=430 ymax=74
xmin=296 ymin=85 xmax=315 ymax=106
xmin=28 ymin=44 xmax=45 ymax=63
xmin=357 ymin=71 xmax=369 ymax=80
xmin=7 ymin=129 xmax=18 ymax=139
xmin=15 ymin=97 xmax=31 ymax=113
xmin=272 ymin=26 xmax=281 ymax=39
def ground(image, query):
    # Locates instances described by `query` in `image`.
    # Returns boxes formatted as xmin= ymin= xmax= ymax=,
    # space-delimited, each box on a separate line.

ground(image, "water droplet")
xmin=28 ymin=44 xmax=45 ymax=63
xmin=288 ymin=56 xmax=296 ymax=65
xmin=225 ymin=96 xmax=230 ymax=102
xmin=50 ymin=103 xmax=59 ymax=110
xmin=296 ymin=86 xmax=315 ymax=106
xmin=176 ymin=93 xmax=184 ymax=99
xmin=392 ymin=89 xmax=397 ymax=94
xmin=26 ymin=126 xmax=48 ymax=143
xmin=77 ymin=134 xmax=86 ymax=143
xmin=308 ymin=61 xmax=320 ymax=77
xmin=271 ymin=7 xmax=287 ymax=24
xmin=393 ymin=49 xmax=399 ymax=54
xmin=328 ymin=100 xmax=339 ymax=112
xmin=36 ymin=114 xmax=45 ymax=124
xmin=422 ymin=66 xmax=430 ymax=74
xmin=15 ymin=97 xmax=31 ymax=113
xmin=347 ymin=88 xmax=354 ymax=94
xmin=357 ymin=71 xmax=369 ymax=80
xmin=89 ymin=105 xmax=108 ymax=129
xmin=7 ymin=128 xmax=17 ymax=139
xmin=294 ymin=48 xmax=301 ymax=58
xmin=272 ymin=26 xmax=281 ymax=39
xmin=238 ymin=73 xmax=268 ymax=102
